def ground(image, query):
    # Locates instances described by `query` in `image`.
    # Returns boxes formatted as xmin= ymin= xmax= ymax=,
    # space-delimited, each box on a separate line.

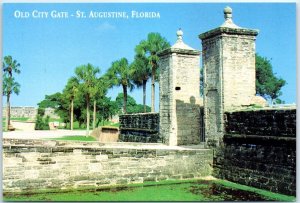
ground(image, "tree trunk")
xmin=86 ymin=97 xmax=90 ymax=137
xmin=5 ymin=93 xmax=10 ymax=131
xmin=151 ymin=66 xmax=155 ymax=112
xmin=143 ymin=80 xmax=147 ymax=112
xmin=122 ymin=85 xmax=127 ymax=114
xmin=70 ymin=99 xmax=74 ymax=130
xmin=93 ymin=100 xmax=96 ymax=129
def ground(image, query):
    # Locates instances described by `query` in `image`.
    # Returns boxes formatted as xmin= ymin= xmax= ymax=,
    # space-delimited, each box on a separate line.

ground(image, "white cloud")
xmin=97 ymin=22 xmax=116 ymax=31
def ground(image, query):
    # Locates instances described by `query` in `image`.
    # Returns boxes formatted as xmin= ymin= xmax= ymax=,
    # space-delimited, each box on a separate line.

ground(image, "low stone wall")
xmin=91 ymin=126 xmax=119 ymax=142
xmin=3 ymin=139 xmax=213 ymax=194
xmin=225 ymin=108 xmax=296 ymax=137
xmin=3 ymin=107 xmax=59 ymax=119
xmin=119 ymin=113 xmax=160 ymax=143
xmin=3 ymin=107 xmax=37 ymax=119
xmin=214 ymin=108 xmax=296 ymax=196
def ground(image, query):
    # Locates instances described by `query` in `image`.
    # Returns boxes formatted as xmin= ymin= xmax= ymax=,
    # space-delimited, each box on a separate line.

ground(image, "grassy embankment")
xmin=3 ymin=179 xmax=295 ymax=202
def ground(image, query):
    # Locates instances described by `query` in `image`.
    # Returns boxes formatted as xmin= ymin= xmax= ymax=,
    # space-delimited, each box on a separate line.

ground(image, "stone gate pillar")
xmin=158 ymin=29 xmax=202 ymax=146
xmin=199 ymin=7 xmax=259 ymax=146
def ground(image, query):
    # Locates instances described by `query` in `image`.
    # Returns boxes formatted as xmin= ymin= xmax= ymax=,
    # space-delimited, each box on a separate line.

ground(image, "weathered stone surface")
xmin=225 ymin=108 xmax=296 ymax=137
xmin=3 ymin=139 xmax=213 ymax=193
xmin=3 ymin=107 xmax=59 ymax=119
xmin=91 ymin=126 xmax=119 ymax=142
xmin=119 ymin=113 xmax=160 ymax=143
xmin=199 ymin=7 xmax=259 ymax=147
xmin=158 ymin=30 xmax=203 ymax=146
xmin=214 ymin=108 xmax=296 ymax=196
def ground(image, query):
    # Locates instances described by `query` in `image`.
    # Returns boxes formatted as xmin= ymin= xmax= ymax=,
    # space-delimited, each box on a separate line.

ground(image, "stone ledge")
xmin=120 ymin=128 xmax=158 ymax=133
xmin=199 ymin=27 xmax=258 ymax=40
xmin=224 ymin=134 xmax=296 ymax=146
xmin=158 ymin=48 xmax=200 ymax=57
xmin=2 ymin=138 xmax=209 ymax=151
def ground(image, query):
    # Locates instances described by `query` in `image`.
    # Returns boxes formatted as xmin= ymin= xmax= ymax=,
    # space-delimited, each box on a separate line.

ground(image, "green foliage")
xmin=255 ymin=54 xmax=286 ymax=103
xmin=132 ymin=48 xmax=151 ymax=86
xmin=135 ymin=32 xmax=170 ymax=112
xmin=37 ymin=80 xmax=116 ymax=130
xmin=116 ymin=93 xmax=151 ymax=114
xmin=37 ymin=92 xmax=63 ymax=109
xmin=38 ymin=92 xmax=70 ymax=125
xmin=75 ymin=63 xmax=101 ymax=100
xmin=136 ymin=33 xmax=170 ymax=68
xmin=96 ymin=96 xmax=119 ymax=126
xmin=131 ymin=53 xmax=151 ymax=112
xmin=74 ymin=63 xmax=101 ymax=134
xmin=63 ymin=77 xmax=80 ymax=102
xmin=3 ymin=55 xmax=21 ymax=131
xmin=3 ymin=76 xmax=20 ymax=96
xmin=11 ymin=117 xmax=30 ymax=121
xmin=3 ymin=55 xmax=21 ymax=96
xmin=106 ymin=58 xmax=134 ymax=113
xmin=35 ymin=108 xmax=50 ymax=130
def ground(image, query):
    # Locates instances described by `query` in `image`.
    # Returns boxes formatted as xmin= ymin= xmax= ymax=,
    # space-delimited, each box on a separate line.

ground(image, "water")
xmin=4 ymin=180 xmax=294 ymax=201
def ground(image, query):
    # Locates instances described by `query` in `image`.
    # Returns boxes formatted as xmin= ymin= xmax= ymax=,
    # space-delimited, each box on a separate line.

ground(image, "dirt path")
xmin=2 ymin=129 xmax=86 ymax=139
xmin=2 ymin=120 xmax=87 ymax=139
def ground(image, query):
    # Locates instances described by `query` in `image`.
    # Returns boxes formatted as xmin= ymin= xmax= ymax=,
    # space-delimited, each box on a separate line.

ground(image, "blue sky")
xmin=3 ymin=3 xmax=296 ymax=111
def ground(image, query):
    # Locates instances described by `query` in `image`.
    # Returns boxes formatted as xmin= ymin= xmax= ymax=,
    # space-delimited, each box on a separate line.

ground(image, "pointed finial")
xmin=220 ymin=6 xmax=240 ymax=28
xmin=224 ymin=6 xmax=233 ymax=21
xmin=176 ymin=28 xmax=183 ymax=42
xmin=172 ymin=28 xmax=195 ymax=50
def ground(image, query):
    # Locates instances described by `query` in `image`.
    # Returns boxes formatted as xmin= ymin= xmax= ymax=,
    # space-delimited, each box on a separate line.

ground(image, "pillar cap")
xmin=220 ymin=6 xmax=240 ymax=28
xmin=199 ymin=6 xmax=259 ymax=40
xmin=171 ymin=28 xmax=195 ymax=50
xmin=158 ymin=29 xmax=200 ymax=57
xmin=199 ymin=26 xmax=258 ymax=40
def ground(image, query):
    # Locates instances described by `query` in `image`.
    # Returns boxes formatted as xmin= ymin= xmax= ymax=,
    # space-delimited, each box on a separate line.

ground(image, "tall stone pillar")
xmin=199 ymin=7 xmax=259 ymax=146
xmin=158 ymin=29 xmax=202 ymax=146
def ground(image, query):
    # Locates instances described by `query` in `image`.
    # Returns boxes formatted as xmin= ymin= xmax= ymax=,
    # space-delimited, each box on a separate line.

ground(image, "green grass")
xmin=45 ymin=136 xmax=97 ymax=141
xmin=10 ymin=117 xmax=30 ymax=121
xmin=215 ymin=179 xmax=295 ymax=202
xmin=59 ymin=120 xmax=119 ymax=130
xmin=3 ymin=179 xmax=296 ymax=202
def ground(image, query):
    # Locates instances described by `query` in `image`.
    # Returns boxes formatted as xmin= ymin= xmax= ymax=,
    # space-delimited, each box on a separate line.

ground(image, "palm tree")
xmin=3 ymin=56 xmax=21 ymax=131
xmin=91 ymin=77 xmax=108 ymax=129
xmin=106 ymin=58 xmax=133 ymax=114
xmin=63 ymin=77 xmax=79 ymax=130
xmin=75 ymin=64 xmax=100 ymax=136
xmin=131 ymin=54 xmax=151 ymax=112
xmin=136 ymin=33 xmax=170 ymax=112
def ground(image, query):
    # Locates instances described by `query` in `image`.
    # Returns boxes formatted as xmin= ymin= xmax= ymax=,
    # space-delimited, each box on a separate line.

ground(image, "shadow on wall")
xmin=175 ymin=96 xmax=204 ymax=145
xmin=119 ymin=113 xmax=160 ymax=143
xmin=214 ymin=109 xmax=296 ymax=196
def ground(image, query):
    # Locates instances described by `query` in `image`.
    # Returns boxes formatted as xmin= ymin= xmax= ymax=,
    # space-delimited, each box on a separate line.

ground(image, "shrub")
xmin=35 ymin=108 xmax=50 ymax=130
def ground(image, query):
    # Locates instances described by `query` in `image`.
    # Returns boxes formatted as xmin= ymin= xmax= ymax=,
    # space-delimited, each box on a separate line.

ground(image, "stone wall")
xmin=214 ymin=108 xmax=296 ymax=196
xmin=119 ymin=113 xmax=160 ymax=142
xmin=199 ymin=9 xmax=259 ymax=146
xmin=225 ymin=108 xmax=296 ymax=136
xmin=3 ymin=107 xmax=59 ymax=119
xmin=91 ymin=126 xmax=119 ymax=142
xmin=158 ymin=38 xmax=202 ymax=146
xmin=3 ymin=139 xmax=213 ymax=194
xmin=3 ymin=107 xmax=37 ymax=119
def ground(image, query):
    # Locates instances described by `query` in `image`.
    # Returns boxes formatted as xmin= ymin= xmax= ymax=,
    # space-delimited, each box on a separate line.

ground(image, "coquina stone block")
xmin=2 ymin=139 xmax=213 ymax=194
xmin=199 ymin=7 xmax=259 ymax=146
xmin=158 ymin=29 xmax=203 ymax=146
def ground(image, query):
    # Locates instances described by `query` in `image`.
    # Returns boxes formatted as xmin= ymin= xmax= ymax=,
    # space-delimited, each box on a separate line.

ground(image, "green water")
xmin=4 ymin=179 xmax=295 ymax=202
